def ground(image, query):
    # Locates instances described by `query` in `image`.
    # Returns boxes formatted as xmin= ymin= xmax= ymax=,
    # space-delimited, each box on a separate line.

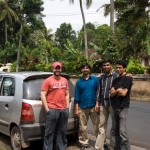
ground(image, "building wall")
xmin=0 ymin=63 xmax=12 ymax=72
xmin=70 ymin=76 xmax=150 ymax=102
xmin=131 ymin=78 xmax=150 ymax=101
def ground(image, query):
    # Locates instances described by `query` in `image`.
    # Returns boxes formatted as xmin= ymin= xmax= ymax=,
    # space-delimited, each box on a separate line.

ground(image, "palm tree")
xmin=69 ymin=0 xmax=93 ymax=61
xmin=110 ymin=0 xmax=114 ymax=35
xmin=102 ymin=0 xmax=115 ymax=35
xmin=103 ymin=0 xmax=149 ymax=59
xmin=16 ymin=21 xmax=23 ymax=72
xmin=0 ymin=0 xmax=19 ymax=44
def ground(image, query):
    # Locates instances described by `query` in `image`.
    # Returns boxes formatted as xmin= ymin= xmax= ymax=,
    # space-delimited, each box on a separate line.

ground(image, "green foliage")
xmin=0 ymin=0 xmax=149 ymax=75
xmin=0 ymin=42 xmax=17 ymax=63
xmin=10 ymin=62 xmax=16 ymax=72
xmin=126 ymin=57 xmax=145 ymax=74
xmin=35 ymin=63 xmax=52 ymax=72
xmin=51 ymin=47 xmax=62 ymax=61
xmin=114 ymin=0 xmax=150 ymax=59
xmin=147 ymin=67 xmax=150 ymax=74
xmin=81 ymin=22 xmax=96 ymax=31
xmin=55 ymin=23 xmax=76 ymax=51
xmin=63 ymin=39 xmax=87 ymax=74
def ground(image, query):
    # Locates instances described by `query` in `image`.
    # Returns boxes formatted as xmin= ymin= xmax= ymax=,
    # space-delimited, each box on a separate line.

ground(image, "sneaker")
xmin=104 ymin=143 xmax=109 ymax=150
xmin=80 ymin=144 xmax=89 ymax=150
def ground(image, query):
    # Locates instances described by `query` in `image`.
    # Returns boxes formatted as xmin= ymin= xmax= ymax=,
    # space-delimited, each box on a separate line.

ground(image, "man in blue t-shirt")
xmin=110 ymin=60 xmax=133 ymax=150
xmin=75 ymin=62 xmax=100 ymax=149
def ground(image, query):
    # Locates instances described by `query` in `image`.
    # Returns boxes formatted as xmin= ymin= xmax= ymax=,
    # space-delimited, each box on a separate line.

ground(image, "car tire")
xmin=11 ymin=126 xmax=24 ymax=150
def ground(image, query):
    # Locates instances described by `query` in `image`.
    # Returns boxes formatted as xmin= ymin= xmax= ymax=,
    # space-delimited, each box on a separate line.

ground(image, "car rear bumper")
xmin=20 ymin=117 xmax=79 ymax=142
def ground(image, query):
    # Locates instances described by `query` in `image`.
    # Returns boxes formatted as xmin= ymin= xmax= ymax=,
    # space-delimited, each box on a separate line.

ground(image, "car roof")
xmin=0 ymin=72 xmax=70 ymax=80
xmin=1 ymin=71 xmax=52 ymax=75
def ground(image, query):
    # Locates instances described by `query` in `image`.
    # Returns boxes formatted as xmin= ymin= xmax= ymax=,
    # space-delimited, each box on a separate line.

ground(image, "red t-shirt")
xmin=41 ymin=75 xmax=69 ymax=109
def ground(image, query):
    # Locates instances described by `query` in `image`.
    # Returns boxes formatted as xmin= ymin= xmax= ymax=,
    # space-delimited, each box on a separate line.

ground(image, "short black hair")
xmin=116 ymin=60 xmax=127 ymax=68
xmin=80 ymin=62 xmax=91 ymax=70
xmin=102 ymin=59 xmax=112 ymax=65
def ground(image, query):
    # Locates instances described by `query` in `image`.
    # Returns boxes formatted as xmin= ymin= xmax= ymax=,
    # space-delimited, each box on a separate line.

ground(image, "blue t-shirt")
xmin=74 ymin=75 xmax=99 ymax=108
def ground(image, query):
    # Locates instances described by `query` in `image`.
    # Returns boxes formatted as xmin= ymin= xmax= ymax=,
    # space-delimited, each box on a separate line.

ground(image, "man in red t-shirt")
xmin=41 ymin=61 xmax=70 ymax=150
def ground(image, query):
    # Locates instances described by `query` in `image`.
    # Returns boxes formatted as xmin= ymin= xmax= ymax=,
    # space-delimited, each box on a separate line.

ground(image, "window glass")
xmin=23 ymin=78 xmax=45 ymax=100
xmin=2 ymin=77 xmax=15 ymax=96
xmin=0 ymin=76 xmax=2 ymax=86
xmin=23 ymin=77 xmax=75 ymax=100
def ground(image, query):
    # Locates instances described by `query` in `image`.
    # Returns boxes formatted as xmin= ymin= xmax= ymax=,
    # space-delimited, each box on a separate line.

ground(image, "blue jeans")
xmin=43 ymin=108 xmax=69 ymax=150
xmin=110 ymin=108 xmax=130 ymax=150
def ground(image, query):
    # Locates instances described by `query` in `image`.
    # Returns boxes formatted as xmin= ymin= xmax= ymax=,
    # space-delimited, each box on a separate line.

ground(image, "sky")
xmin=42 ymin=0 xmax=110 ymax=33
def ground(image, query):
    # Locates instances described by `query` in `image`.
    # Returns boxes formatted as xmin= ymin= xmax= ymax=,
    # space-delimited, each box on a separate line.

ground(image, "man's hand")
xmin=75 ymin=109 xmax=80 ymax=116
xmin=95 ymin=101 xmax=100 ymax=112
xmin=117 ymin=88 xmax=128 ymax=96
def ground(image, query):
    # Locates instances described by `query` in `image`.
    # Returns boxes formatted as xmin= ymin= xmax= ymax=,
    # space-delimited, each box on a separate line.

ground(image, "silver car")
xmin=0 ymin=72 xmax=78 ymax=150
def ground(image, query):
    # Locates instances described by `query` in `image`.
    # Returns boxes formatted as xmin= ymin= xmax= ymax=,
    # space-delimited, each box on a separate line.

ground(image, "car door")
xmin=0 ymin=76 xmax=15 ymax=135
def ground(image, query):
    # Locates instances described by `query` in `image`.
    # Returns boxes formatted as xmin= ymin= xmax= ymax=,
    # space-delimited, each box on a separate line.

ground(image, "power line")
xmin=44 ymin=11 xmax=106 ymax=17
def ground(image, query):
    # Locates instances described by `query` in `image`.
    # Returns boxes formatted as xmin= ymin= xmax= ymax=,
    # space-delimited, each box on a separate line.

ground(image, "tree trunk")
xmin=16 ymin=23 xmax=23 ymax=72
xmin=110 ymin=0 xmax=114 ymax=35
xmin=5 ymin=19 xmax=8 ymax=44
xmin=45 ymin=49 xmax=49 ymax=64
xmin=79 ymin=0 xmax=88 ymax=61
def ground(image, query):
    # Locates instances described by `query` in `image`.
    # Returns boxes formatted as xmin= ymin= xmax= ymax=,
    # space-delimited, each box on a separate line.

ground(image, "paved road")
xmin=87 ymin=101 xmax=150 ymax=149
xmin=126 ymin=101 xmax=150 ymax=149
xmin=0 ymin=101 xmax=150 ymax=150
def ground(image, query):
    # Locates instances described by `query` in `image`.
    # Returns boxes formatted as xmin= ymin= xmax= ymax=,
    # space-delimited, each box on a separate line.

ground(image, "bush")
xmin=126 ymin=57 xmax=145 ymax=74
xmin=147 ymin=66 xmax=150 ymax=74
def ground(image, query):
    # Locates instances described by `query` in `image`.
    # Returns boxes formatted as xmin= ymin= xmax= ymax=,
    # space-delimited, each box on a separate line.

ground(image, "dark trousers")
xmin=110 ymin=108 xmax=130 ymax=150
xmin=43 ymin=108 xmax=69 ymax=150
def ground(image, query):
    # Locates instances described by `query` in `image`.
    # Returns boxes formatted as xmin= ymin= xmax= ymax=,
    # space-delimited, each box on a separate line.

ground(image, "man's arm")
xmin=110 ymin=87 xmax=128 ymax=97
xmin=117 ymin=88 xmax=128 ymax=96
xmin=41 ymin=90 xmax=49 ymax=112
xmin=95 ymin=79 xmax=100 ymax=112
xmin=65 ymin=89 xmax=70 ymax=108
xmin=74 ymin=81 xmax=80 ymax=115
xmin=110 ymin=87 xmax=119 ymax=97
xmin=74 ymin=103 xmax=80 ymax=116
xmin=116 ymin=77 xmax=132 ymax=97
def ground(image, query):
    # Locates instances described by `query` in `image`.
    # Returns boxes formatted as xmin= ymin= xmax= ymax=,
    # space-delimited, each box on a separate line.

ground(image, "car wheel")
xmin=11 ymin=126 xmax=24 ymax=150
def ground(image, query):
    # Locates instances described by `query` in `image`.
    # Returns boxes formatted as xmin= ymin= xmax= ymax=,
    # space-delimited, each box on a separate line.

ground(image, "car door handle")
xmin=5 ymin=104 xmax=9 ymax=109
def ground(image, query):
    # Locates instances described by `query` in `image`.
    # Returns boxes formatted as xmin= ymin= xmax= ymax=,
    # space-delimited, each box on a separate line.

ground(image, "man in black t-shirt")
xmin=110 ymin=60 xmax=132 ymax=150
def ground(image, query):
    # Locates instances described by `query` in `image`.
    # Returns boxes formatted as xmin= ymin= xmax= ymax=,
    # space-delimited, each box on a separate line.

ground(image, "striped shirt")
xmin=97 ymin=72 xmax=118 ymax=107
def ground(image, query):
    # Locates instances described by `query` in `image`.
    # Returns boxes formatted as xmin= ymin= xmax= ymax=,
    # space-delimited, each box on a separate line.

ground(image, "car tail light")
xmin=20 ymin=102 xmax=35 ymax=123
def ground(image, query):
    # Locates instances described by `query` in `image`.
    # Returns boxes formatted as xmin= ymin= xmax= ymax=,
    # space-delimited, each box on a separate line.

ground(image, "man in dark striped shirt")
xmin=95 ymin=59 xmax=118 ymax=150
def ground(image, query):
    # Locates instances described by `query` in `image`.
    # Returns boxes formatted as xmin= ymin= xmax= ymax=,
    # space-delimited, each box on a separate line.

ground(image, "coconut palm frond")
xmin=103 ymin=4 xmax=110 ymax=17
xmin=86 ymin=0 xmax=92 ymax=9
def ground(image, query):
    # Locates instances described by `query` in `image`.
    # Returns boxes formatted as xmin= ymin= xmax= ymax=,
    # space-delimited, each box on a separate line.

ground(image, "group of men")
xmin=41 ymin=60 xmax=133 ymax=150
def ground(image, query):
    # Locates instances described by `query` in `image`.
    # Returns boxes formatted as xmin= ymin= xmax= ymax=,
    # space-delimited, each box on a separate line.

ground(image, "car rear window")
xmin=23 ymin=78 xmax=44 ymax=100
xmin=23 ymin=78 xmax=75 ymax=100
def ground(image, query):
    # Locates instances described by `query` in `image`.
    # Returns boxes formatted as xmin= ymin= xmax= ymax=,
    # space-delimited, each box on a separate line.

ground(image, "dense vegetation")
xmin=0 ymin=0 xmax=149 ymax=74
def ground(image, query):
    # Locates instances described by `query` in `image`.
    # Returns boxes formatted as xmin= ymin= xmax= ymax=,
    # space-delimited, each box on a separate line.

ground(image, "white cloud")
xmin=43 ymin=0 xmax=110 ymax=33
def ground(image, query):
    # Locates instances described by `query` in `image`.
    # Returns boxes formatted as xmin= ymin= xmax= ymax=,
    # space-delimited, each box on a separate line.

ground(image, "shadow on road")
xmin=0 ymin=132 xmax=12 ymax=150
xmin=0 ymin=133 xmax=82 ymax=150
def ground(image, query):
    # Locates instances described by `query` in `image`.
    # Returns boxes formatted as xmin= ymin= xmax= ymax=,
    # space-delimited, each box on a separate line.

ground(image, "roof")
xmin=0 ymin=71 xmax=70 ymax=80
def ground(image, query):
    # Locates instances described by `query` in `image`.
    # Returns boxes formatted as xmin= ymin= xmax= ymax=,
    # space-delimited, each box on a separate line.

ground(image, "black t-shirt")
xmin=111 ymin=75 xmax=133 ymax=109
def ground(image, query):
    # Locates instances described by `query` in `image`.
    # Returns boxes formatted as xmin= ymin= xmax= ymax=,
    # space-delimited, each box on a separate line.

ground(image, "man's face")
xmin=116 ymin=64 xmax=125 ymax=76
xmin=102 ymin=62 xmax=112 ymax=74
xmin=53 ymin=66 xmax=62 ymax=76
xmin=81 ymin=66 xmax=90 ymax=75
